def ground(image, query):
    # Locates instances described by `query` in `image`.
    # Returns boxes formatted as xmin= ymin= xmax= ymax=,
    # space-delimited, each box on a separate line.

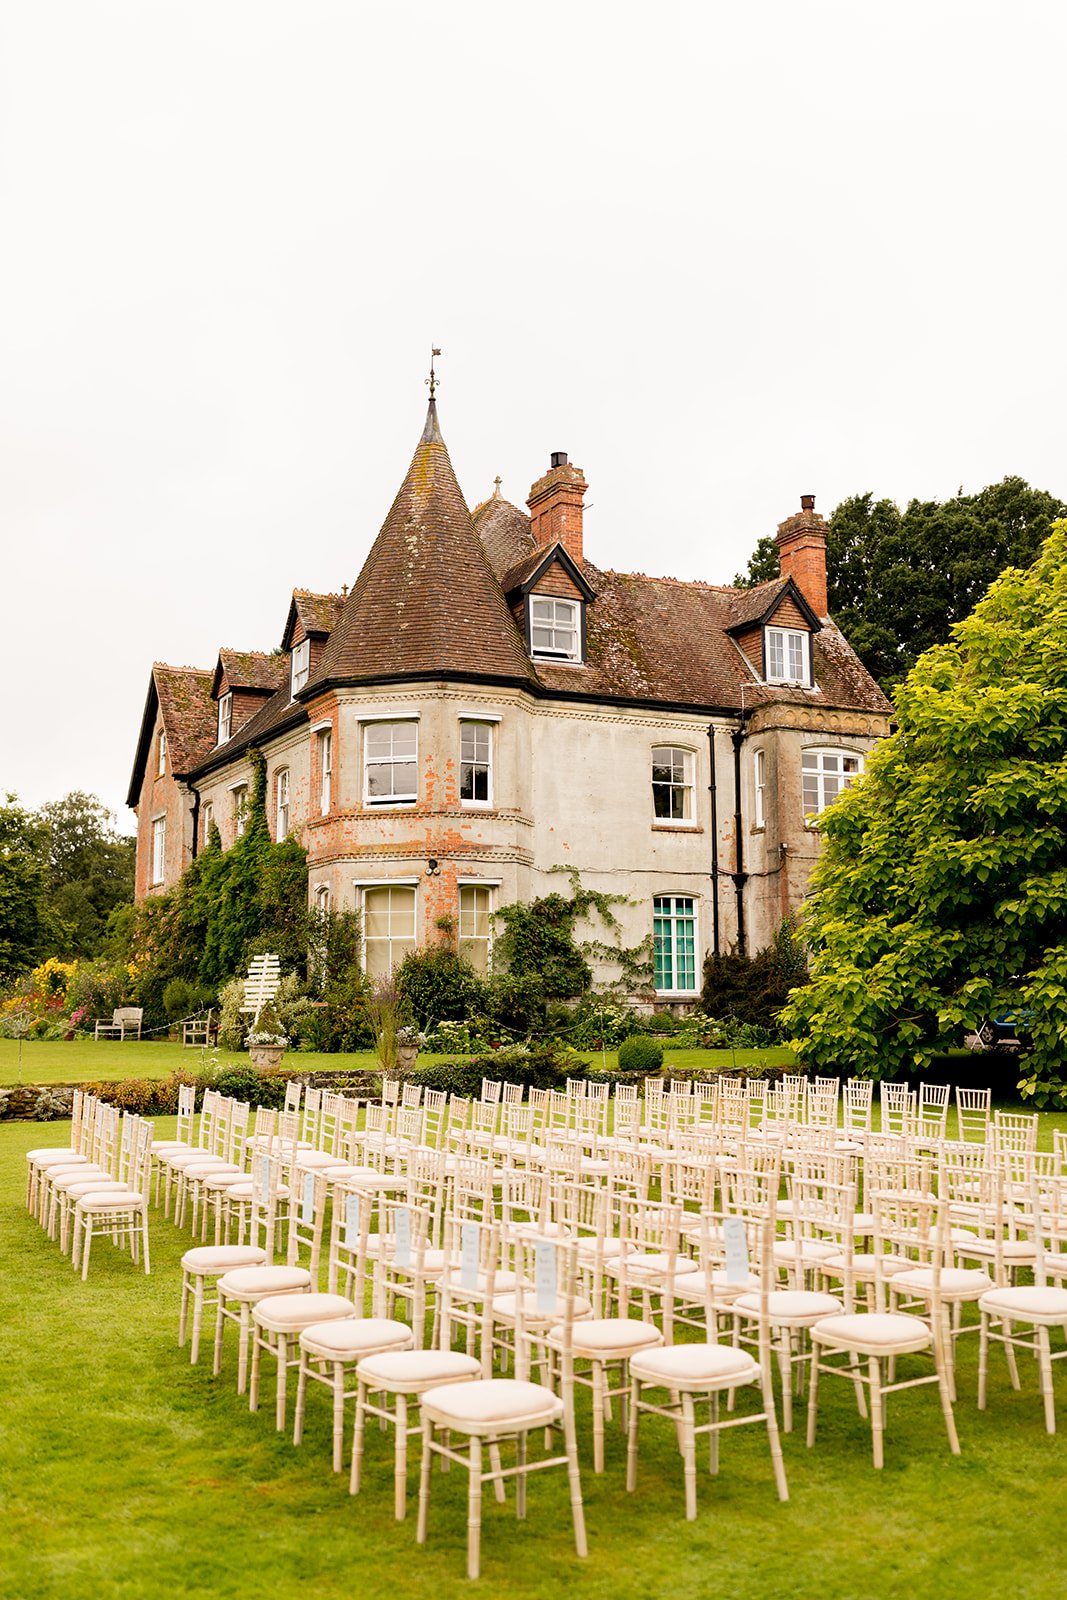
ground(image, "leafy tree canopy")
xmin=35 ymin=791 xmax=135 ymax=958
xmin=781 ymin=520 xmax=1067 ymax=1103
xmin=0 ymin=796 xmax=49 ymax=978
xmin=735 ymin=477 xmax=1066 ymax=689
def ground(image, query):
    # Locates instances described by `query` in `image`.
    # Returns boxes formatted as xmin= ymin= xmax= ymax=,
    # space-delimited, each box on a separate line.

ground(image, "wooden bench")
xmin=94 ymin=1007 xmax=144 ymax=1041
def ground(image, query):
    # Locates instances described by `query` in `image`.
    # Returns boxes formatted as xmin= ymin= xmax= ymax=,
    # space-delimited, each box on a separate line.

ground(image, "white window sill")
xmin=654 ymin=991 xmax=699 ymax=1000
xmin=651 ymin=821 xmax=702 ymax=833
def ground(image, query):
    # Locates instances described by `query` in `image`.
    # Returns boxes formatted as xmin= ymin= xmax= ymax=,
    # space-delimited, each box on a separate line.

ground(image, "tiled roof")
xmin=155 ymin=665 xmax=217 ymax=771
xmin=724 ymin=578 xmax=789 ymax=629
xmin=472 ymin=492 xmax=535 ymax=580
xmin=217 ymin=649 xmax=287 ymax=693
xmin=307 ymin=402 xmax=535 ymax=692
xmin=292 ymin=589 xmax=346 ymax=638
xmin=530 ymin=562 xmax=891 ymax=713
xmin=126 ymin=663 xmax=216 ymax=807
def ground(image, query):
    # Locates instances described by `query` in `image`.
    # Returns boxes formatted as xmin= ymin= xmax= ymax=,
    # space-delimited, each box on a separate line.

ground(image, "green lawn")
xmin=0 ymin=1036 xmax=798 ymax=1087
xmin=4 ymin=1115 xmax=1067 ymax=1598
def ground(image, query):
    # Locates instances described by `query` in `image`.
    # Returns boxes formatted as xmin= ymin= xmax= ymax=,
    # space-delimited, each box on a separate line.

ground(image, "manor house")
xmin=128 ymin=394 xmax=891 ymax=1003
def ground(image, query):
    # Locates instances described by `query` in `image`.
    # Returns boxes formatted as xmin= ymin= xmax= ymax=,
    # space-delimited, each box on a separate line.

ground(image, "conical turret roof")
xmin=307 ymin=400 xmax=534 ymax=691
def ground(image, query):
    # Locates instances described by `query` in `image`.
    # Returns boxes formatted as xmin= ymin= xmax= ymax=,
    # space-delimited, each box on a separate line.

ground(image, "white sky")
xmin=2 ymin=1 xmax=1065 ymax=828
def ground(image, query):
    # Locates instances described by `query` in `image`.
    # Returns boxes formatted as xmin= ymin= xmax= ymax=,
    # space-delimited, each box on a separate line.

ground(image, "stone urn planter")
xmin=396 ymin=1043 xmax=419 ymax=1074
xmin=249 ymin=1041 xmax=286 ymax=1071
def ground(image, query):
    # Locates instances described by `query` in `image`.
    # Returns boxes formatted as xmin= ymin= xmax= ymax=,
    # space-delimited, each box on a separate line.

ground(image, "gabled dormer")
xmin=210 ymin=649 xmax=287 ymax=747
xmin=727 ymin=577 xmax=821 ymax=688
xmin=280 ymin=589 xmax=345 ymax=700
xmin=501 ymin=542 xmax=596 ymax=667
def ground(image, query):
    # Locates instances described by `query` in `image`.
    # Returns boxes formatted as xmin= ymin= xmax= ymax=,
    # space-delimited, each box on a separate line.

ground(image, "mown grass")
xmin=0 ymin=1037 xmax=798 ymax=1088
xmin=4 ymin=1116 xmax=1067 ymax=1599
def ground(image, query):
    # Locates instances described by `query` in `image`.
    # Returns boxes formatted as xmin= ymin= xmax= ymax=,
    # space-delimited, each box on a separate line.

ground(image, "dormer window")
xmin=530 ymin=596 xmax=580 ymax=662
xmin=217 ymin=692 xmax=232 ymax=745
xmin=765 ymin=626 xmax=810 ymax=686
xmin=291 ymin=638 xmax=310 ymax=697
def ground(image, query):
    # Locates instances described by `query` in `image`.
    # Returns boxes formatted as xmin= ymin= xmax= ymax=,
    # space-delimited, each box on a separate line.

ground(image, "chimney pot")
xmin=800 ymin=494 xmax=815 ymax=511
xmin=550 ymin=451 xmax=568 ymax=469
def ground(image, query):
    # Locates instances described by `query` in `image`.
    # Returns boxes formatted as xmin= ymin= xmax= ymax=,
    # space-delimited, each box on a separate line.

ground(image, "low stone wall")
xmin=0 ymin=1085 xmax=76 ymax=1121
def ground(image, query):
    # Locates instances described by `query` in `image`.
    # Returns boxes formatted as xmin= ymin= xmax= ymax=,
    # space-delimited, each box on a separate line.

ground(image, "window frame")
xmin=201 ymin=801 xmax=213 ymax=845
xmin=360 ymin=881 xmax=418 ymax=976
xmin=318 ymin=728 xmax=332 ymax=815
xmin=363 ymin=719 xmax=418 ymax=808
xmin=651 ymin=745 xmax=696 ymax=826
xmin=232 ymin=783 xmax=249 ymax=839
xmin=217 ymin=692 xmax=233 ymax=745
xmin=753 ymin=749 xmax=767 ymax=830
xmin=652 ymin=894 xmax=699 ymax=996
xmin=275 ymin=768 xmax=290 ymax=839
xmin=151 ymin=815 xmax=166 ymax=886
xmin=459 ymin=720 xmax=493 ymax=809
xmin=529 ymin=594 xmax=581 ymax=663
xmin=157 ymin=729 xmax=167 ymax=777
xmin=458 ymin=882 xmax=494 ymax=975
xmin=801 ymin=746 xmax=864 ymax=823
xmin=764 ymin=625 xmax=811 ymax=687
xmin=291 ymin=638 xmax=310 ymax=698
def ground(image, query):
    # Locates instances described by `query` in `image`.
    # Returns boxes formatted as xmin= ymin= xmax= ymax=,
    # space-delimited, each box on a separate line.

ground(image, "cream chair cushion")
xmin=811 ymin=1312 xmax=931 ymax=1352
xmin=299 ymin=1318 xmax=413 ymax=1359
xmin=979 ymin=1285 xmax=1067 ymax=1322
xmin=628 ymin=1342 xmax=758 ymax=1388
xmin=734 ymin=1289 xmax=842 ymax=1325
xmin=182 ymin=1245 xmax=268 ymax=1274
xmin=420 ymin=1378 xmax=563 ymax=1433
xmin=356 ymin=1349 xmax=481 ymax=1393
xmin=218 ymin=1266 xmax=311 ymax=1298
xmin=253 ymin=1292 xmax=354 ymax=1331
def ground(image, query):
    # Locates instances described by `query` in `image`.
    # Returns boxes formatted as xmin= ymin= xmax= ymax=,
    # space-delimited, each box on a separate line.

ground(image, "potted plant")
xmin=247 ymin=1001 xmax=288 ymax=1071
xmin=396 ymin=1023 xmax=426 ymax=1076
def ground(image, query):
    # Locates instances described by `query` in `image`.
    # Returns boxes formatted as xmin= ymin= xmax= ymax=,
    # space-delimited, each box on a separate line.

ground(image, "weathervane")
xmin=426 ymin=347 xmax=441 ymax=399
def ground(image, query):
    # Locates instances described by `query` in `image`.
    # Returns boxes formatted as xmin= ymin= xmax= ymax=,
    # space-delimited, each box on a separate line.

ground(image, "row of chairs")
xmin=25 ymin=1090 xmax=152 ymax=1277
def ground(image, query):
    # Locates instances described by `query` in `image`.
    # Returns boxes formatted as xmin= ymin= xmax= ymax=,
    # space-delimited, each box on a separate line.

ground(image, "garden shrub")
xmin=617 ymin=1034 xmax=665 ymax=1074
xmin=701 ymin=917 xmax=809 ymax=1036
xmin=647 ymin=1011 xmax=676 ymax=1033
xmin=162 ymin=976 xmax=215 ymax=1023
xmin=397 ymin=946 xmax=487 ymax=1030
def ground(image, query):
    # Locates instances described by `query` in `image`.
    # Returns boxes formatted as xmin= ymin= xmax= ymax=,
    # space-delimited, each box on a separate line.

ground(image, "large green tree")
xmin=36 ymin=791 xmax=135 ymax=957
xmin=736 ymin=477 xmax=1066 ymax=689
xmin=0 ymin=796 xmax=49 ymax=978
xmin=782 ymin=521 xmax=1067 ymax=1103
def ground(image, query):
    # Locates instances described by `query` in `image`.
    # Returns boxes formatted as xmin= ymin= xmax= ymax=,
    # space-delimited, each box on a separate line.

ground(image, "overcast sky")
xmin=3 ymin=1 xmax=1065 ymax=828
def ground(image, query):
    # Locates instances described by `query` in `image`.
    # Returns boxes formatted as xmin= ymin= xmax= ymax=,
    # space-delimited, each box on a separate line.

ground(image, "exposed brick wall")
xmin=526 ymin=459 xmax=588 ymax=565
xmin=132 ymin=711 xmax=193 ymax=901
xmin=776 ymin=502 xmax=828 ymax=618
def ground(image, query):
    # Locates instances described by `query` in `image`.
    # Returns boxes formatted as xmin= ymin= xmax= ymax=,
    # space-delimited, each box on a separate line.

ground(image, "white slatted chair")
xmin=807 ymin=1191 xmax=960 ymax=1467
xmin=626 ymin=1213 xmax=789 ymax=1519
xmin=70 ymin=1116 xmax=154 ymax=1279
xmin=213 ymin=1154 xmax=311 ymax=1393
xmin=416 ymin=1239 xmax=588 ymax=1581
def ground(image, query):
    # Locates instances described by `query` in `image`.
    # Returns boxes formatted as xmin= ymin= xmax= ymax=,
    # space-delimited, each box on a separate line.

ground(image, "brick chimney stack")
xmin=527 ymin=452 xmax=588 ymax=565
xmin=776 ymin=494 xmax=828 ymax=619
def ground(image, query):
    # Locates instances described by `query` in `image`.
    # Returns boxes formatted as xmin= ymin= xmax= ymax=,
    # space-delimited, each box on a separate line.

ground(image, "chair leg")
xmin=293 ymin=1354 xmax=309 ymax=1446
xmin=350 ymin=1380 xmax=367 ymax=1495
xmin=868 ymin=1357 xmax=884 ymax=1469
xmin=416 ymin=1419 xmax=433 ymax=1545
xmin=591 ymin=1362 xmax=606 ymax=1473
xmin=467 ymin=1436 xmax=483 ymax=1581
xmin=189 ymin=1277 xmax=204 ymax=1363
xmin=515 ymin=1431 xmax=527 ymax=1520
xmin=81 ymin=1218 xmax=93 ymax=1281
xmin=276 ymin=1333 xmax=289 ymax=1431
xmin=806 ymin=1346 xmax=820 ymax=1448
xmin=394 ymin=1394 xmax=408 ymax=1517
xmin=776 ymin=1330 xmax=793 ymax=1432
xmin=1038 ymin=1326 xmax=1057 ymax=1434
xmin=977 ymin=1312 xmax=990 ymax=1410
xmin=333 ymin=1362 xmax=346 ymax=1473
xmin=625 ymin=1378 xmax=640 ymax=1492
xmin=680 ymin=1392 xmax=697 ymax=1521
xmin=563 ymin=1394 xmax=588 ymax=1558
xmin=249 ymin=1326 xmax=262 ymax=1413
xmin=1003 ymin=1319 xmax=1021 ymax=1390
xmin=179 ymin=1273 xmax=191 ymax=1349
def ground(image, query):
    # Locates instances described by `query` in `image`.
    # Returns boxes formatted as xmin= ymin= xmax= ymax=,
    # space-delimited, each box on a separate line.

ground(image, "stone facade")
xmin=129 ymin=399 xmax=892 ymax=1002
